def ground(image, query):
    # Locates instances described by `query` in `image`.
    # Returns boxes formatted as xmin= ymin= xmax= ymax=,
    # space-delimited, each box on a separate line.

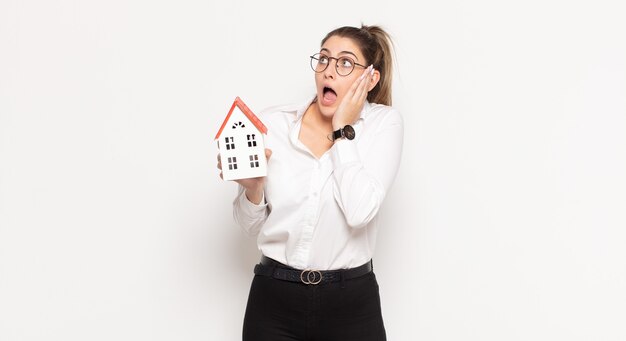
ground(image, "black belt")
xmin=253 ymin=255 xmax=373 ymax=285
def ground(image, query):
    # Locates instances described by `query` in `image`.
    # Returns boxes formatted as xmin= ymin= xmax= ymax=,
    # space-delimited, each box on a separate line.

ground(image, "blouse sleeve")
xmin=232 ymin=185 xmax=270 ymax=236
xmin=329 ymin=109 xmax=404 ymax=228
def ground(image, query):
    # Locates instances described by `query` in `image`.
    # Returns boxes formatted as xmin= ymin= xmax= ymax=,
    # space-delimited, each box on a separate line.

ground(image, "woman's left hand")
xmin=332 ymin=65 xmax=375 ymax=130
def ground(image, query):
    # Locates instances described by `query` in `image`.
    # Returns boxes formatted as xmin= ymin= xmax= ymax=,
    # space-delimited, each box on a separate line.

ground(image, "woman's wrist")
xmin=332 ymin=117 xmax=350 ymax=131
xmin=245 ymin=186 xmax=264 ymax=205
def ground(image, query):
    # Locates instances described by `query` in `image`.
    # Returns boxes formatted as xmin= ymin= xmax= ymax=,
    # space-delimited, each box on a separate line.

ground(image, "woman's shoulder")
xmin=257 ymin=98 xmax=312 ymax=123
xmin=258 ymin=101 xmax=303 ymax=117
xmin=364 ymin=102 xmax=403 ymax=125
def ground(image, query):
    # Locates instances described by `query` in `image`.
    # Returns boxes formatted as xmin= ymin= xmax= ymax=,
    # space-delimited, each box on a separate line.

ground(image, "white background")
xmin=1 ymin=0 xmax=625 ymax=340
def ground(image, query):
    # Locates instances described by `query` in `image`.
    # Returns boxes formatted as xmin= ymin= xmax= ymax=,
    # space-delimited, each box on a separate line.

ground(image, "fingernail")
xmin=370 ymin=67 xmax=375 ymax=75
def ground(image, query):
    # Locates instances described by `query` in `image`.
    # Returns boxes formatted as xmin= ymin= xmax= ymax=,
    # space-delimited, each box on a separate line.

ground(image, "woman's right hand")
xmin=217 ymin=148 xmax=272 ymax=205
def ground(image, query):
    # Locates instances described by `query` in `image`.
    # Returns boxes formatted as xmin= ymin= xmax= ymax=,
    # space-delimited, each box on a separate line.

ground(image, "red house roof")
xmin=214 ymin=97 xmax=268 ymax=140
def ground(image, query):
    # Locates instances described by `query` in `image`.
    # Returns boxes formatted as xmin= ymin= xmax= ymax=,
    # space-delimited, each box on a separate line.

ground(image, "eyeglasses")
xmin=310 ymin=53 xmax=367 ymax=76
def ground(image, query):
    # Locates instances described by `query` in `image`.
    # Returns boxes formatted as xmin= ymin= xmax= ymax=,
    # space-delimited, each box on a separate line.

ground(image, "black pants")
xmin=242 ymin=262 xmax=387 ymax=341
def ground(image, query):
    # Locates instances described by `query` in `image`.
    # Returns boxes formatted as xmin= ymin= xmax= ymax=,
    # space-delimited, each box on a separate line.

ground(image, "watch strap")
xmin=332 ymin=129 xmax=343 ymax=141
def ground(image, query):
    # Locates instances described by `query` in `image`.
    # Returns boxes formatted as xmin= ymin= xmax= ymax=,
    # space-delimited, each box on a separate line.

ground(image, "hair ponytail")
xmin=321 ymin=24 xmax=395 ymax=106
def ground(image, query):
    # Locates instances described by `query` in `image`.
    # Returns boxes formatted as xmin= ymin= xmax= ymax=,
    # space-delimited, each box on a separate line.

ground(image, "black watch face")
xmin=344 ymin=125 xmax=355 ymax=140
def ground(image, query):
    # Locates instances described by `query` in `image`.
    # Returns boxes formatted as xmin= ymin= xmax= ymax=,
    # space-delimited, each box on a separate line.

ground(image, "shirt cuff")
xmin=238 ymin=190 xmax=268 ymax=213
xmin=330 ymin=138 xmax=361 ymax=167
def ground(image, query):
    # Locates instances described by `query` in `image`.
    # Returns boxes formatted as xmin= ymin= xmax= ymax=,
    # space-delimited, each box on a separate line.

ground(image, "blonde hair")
xmin=321 ymin=24 xmax=395 ymax=106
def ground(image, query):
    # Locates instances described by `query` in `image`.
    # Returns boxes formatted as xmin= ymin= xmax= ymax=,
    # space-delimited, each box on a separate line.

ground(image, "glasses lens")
xmin=336 ymin=57 xmax=355 ymax=76
xmin=310 ymin=54 xmax=328 ymax=73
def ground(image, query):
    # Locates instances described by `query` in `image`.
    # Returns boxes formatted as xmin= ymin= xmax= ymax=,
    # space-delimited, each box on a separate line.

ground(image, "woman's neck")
xmin=303 ymin=102 xmax=333 ymax=132
xmin=299 ymin=102 xmax=335 ymax=158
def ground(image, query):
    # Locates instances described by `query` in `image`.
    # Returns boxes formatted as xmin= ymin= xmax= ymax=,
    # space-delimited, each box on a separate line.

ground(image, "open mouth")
xmin=321 ymin=86 xmax=337 ymax=105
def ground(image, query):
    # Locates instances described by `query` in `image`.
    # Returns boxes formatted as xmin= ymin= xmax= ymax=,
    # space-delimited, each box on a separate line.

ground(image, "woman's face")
xmin=314 ymin=35 xmax=368 ymax=119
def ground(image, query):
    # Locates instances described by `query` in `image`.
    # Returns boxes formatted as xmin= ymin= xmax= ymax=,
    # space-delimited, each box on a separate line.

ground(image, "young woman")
xmin=218 ymin=24 xmax=403 ymax=341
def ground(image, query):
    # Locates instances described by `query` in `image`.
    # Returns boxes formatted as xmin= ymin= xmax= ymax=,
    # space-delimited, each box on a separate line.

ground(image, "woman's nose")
xmin=323 ymin=61 xmax=337 ymax=79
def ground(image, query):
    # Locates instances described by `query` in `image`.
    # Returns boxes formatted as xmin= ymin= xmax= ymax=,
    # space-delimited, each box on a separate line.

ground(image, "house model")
xmin=214 ymin=97 xmax=268 ymax=181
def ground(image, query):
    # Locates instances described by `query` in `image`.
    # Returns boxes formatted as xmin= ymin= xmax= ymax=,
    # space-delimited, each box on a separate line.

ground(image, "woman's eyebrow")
xmin=320 ymin=48 xmax=359 ymax=60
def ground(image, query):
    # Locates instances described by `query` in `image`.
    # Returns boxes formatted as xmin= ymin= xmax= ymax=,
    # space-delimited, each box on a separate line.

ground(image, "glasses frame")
xmin=310 ymin=53 xmax=368 ymax=76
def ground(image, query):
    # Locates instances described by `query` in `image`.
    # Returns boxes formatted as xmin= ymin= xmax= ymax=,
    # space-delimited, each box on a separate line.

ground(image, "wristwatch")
xmin=332 ymin=125 xmax=355 ymax=141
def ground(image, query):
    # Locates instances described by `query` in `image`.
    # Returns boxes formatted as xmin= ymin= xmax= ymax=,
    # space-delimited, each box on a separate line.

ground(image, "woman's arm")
xmin=331 ymin=110 xmax=404 ymax=228
xmin=218 ymin=149 xmax=273 ymax=236
xmin=232 ymin=184 xmax=270 ymax=236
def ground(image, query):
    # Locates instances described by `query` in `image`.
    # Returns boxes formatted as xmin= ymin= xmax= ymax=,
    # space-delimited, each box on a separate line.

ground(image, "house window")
xmin=247 ymin=134 xmax=257 ymax=147
xmin=232 ymin=121 xmax=245 ymax=129
xmin=228 ymin=157 xmax=238 ymax=170
xmin=249 ymin=154 xmax=259 ymax=168
xmin=224 ymin=137 xmax=235 ymax=150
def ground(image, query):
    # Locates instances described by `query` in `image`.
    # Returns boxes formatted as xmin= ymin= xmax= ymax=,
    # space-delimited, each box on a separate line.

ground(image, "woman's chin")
xmin=319 ymin=106 xmax=336 ymax=119
xmin=314 ymin=100 xmax=336 ymax=119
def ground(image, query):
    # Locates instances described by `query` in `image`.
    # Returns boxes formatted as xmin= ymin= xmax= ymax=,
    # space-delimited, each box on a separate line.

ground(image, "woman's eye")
xmin=319 ymin=56 xmax=329 ymax=64
xmin=339 ymin=58 xmax=354 ymax=68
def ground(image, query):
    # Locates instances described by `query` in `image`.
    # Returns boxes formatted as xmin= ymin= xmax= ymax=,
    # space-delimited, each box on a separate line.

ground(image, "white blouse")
xmin=233 ymin=97 xmax=404 ymax=270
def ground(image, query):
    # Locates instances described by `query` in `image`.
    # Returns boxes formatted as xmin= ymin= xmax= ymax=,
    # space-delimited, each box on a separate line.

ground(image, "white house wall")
xmin=219 ymin=107 xmax=267 ymax=181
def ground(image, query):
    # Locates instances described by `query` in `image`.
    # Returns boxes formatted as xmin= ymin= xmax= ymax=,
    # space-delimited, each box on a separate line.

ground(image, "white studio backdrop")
xmin=1 ymin=0 xmax=625 ymax=340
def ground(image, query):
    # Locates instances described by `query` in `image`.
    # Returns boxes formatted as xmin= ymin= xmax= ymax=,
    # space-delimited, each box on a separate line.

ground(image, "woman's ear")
xmin=368 ymin=69 xmax=381 ymax=92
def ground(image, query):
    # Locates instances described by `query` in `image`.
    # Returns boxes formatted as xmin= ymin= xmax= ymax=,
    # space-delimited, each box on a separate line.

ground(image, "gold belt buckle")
xmin=300 ymin=269 xmax=323 ymax=285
